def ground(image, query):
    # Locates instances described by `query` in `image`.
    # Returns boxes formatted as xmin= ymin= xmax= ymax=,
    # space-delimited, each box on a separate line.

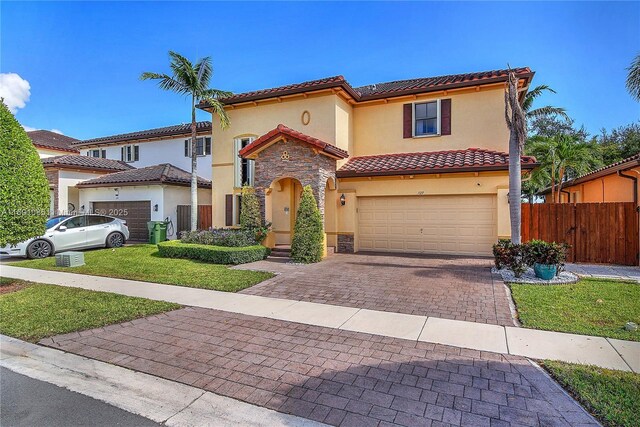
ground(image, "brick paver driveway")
xmin=239 ymin=253 xmax=514 ymax=326
xmin=42 ymin=308 xmax=597 ymax=427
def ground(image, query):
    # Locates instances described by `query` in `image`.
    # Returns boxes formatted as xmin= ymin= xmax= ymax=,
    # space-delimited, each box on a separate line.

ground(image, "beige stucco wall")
xmin=58 ymin=170 xmax=105 ymax=214
xmin=352 ymin=86 xmax=509 ymax=156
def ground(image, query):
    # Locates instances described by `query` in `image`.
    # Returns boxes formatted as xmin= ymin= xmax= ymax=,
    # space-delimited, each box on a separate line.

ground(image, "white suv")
xmin=1 ymin=214 xmax=130 ymax=259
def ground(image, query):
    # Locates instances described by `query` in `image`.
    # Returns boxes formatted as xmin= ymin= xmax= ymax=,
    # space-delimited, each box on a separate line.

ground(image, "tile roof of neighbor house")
xmin=239 ymin=124 xmax=349 ymax=159
xmin=41 ymin=155 xmax=133 ymax=172
xmin=336 ymin=148 xmax=538 ymax=178
xmin=199 ymin=67 xmax=534 ymax=107
xmin=28 ymin=130 xmax=79 ymax=153
xmin=540 ymin=152 xmax=640 ymax=194
xmin=73 ymin=121 xmax=212 ymax=147
xmin=76 ymin=163 xmax=212 ymax=188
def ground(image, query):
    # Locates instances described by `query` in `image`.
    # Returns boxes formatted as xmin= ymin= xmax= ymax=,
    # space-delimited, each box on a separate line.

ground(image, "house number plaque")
xmin=281 ymin=151 xmax=290 ymax=160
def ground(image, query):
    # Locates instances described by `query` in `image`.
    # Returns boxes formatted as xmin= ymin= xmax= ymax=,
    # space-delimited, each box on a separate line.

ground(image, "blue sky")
xmin=1 ymin=1 xmax=638 ymax=140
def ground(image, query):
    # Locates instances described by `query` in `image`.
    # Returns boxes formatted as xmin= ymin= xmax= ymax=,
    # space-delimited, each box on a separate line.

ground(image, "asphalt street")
xmin=0 ymin=367 xmax=160 ymax=427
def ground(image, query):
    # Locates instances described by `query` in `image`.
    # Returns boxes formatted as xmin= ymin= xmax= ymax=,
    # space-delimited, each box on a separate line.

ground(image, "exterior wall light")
xmin=154 ymin=204 xmax=159 ymax=212
xmin=340 ymin=194 xmax=346 ymax=206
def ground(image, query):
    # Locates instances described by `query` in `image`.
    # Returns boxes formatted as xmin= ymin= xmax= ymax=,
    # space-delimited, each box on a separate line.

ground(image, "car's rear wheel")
xmin=106 ymin=232 xmax=125 ymax=248
xmin=27 ymin=240 xmax=52 ymax=259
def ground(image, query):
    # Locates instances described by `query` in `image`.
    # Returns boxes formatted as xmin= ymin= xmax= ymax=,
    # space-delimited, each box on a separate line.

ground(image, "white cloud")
xmin=0 ymin=73 xmax=31 ymax=113
xmin=22 ymin=124 xmax=37 ymax=132
xmin=51 ymin=129 xmax=63 ymax=134
xmin=21 ymin=124 xmax=64 ymax=135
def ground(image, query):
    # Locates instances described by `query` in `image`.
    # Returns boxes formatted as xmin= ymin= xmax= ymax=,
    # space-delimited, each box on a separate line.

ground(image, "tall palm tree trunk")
xmin=508 ymin=132 xmax=522 ymax=244
xmin=190 ymin=96 xmax=198 ymax=231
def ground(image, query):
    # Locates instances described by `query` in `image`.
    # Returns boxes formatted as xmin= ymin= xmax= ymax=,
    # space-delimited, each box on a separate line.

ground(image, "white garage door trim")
xmin=357 ymin=195 xmax=497 ymax=256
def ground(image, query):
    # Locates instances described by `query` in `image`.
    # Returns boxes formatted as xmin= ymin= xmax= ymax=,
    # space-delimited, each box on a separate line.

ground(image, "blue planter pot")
xmin=534 ymin=263 xmax=557 ymax=280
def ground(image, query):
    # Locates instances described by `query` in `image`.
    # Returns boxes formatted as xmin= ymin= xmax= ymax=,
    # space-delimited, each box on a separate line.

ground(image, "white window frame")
xmin=412 ymin=99 xmax=441 ymax=138
xmin=233 ymin=137 xmax=255 ymax=188
xmin=120 ymin=144 xmax=139 ymax=163
xmin=184 ymin=137 xmax=212 ymax=157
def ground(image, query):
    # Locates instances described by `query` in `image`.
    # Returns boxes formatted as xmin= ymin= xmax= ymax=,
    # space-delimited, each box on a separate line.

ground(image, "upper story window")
xmin=234 ymin=137 xmax=255 ymax=187
xmin=414 ymin=100 xmax=440 ymax=137
xmin=120 ymin=145 xmax=139 ymax=162
xmin=184 ymin=137 xmax=212 ymax=157
xmin=87 ymin=149 xmax=106 ymax=158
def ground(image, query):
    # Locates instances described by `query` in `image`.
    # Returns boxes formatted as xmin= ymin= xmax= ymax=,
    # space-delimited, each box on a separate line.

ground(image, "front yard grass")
xmin=543 ymin=360 xmax=640 ymax=427
xmin=510 ymin=278 xmax=640 ymax=341
xmin=0 ymin=278 xmax=180 ymax=342
xmin=9 ymin=244 xmax=274 ymax=292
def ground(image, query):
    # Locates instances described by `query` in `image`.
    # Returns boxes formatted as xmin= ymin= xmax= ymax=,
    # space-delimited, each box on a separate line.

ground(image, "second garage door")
xmin=92 ymin=201 xmax=151 ymax=242
xmin=358 ymin=195 xmax=497 ymax=256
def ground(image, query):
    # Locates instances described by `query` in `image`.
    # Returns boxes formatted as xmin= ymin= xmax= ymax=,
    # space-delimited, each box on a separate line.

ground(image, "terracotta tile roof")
xmin=540 ymin=152 xmax=640 ymax=194
xmin=41 ymin=155 xmax=133 ymax=172
xmin=76 ymin=163 xmax=212 ymax=188
xmin=239 ymin=124 xmax=349 ymax=159
xmin=28 ymin=130 xmax=79 ymax=153
xmin=336 ymin=148 xmax=538 ymax=178
xmin=199 ymin=68 xmax=533 ymax=107
xmin=73 ymin=121 xmax=212 ymax=147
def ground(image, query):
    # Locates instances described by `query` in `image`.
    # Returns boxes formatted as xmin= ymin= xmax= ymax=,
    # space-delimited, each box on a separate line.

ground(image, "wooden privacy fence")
xmin=521 ymin=202 xmax=639 ymax=266
xmin=176 ymin=205 xmax=213 ymax=235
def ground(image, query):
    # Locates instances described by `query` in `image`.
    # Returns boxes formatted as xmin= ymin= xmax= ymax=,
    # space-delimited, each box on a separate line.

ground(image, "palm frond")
xmin=526 ymin=106 xmax=569 ymax=120
xmin=194 ymin=56 xmax=213 ymax=88
xmin=523 ymin=85 xmax=557 ymax=114
xmin=140 ymin=72 xmax=166 ymax=81
xmin=168 ymin=51 xmax=197 ymax=88
xmin=202 ymin=97 xmax=231 ymax=129
xmin=202 ymin=88 xmax=233 ymax=99
xmin=140 ymin=72 xmax=190 ymax=95
xmin=626 ymin=53 xmax=640 ymax=101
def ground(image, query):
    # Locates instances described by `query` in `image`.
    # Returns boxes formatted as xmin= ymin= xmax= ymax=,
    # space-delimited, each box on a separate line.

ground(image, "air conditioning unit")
xmin=55 ymin=251 xmax=85 ymax=267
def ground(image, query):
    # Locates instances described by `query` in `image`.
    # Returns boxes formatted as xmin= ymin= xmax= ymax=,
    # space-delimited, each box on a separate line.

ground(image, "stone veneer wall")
xmin=45 ymin=169 xmax=59 ymax=214
xmin=337 ymin=234 xmax=354 ymax=253
xmin=252 ymin=139 xmax=337 ymax=220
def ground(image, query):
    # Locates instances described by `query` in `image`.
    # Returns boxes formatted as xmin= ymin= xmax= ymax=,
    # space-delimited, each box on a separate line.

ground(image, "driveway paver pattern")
xmin=238 ymin=253 xmax=514 ymax=326
xmin=41 ymin=307 xmax=598 ymax=427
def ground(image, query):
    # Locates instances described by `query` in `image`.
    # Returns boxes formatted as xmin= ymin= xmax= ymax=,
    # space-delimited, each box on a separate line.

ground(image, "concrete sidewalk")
xmin=565 ymin=263 xmax=640 ymax=282
xmin=1 ymin=265 xmax=638 ymax=372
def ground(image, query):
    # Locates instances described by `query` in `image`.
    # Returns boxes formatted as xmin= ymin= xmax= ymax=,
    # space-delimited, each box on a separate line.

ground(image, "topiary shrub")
xmin=239 ymin=185 xmax=262 ymax=229
xmin=291 ymin=185 xmax=324 ymax=263
xmin=0 ymin=101 xmax=50 ymax=246
xmin=181 ymin=228 xmax=258 ymax=247
xmin=157 ymin=240 xmax=270 ymax=264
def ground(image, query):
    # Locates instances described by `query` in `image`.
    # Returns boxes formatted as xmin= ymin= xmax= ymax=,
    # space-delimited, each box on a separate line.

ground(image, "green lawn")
xmin=0 ymin=278 xmax=180 ymax=342
xmin=543 ymin=360 xmax=640 ymax=427
xmin=9 ymin=244 xmax=274 ymax=292
xmin=510 ymin=278 xmax=640 ymax=341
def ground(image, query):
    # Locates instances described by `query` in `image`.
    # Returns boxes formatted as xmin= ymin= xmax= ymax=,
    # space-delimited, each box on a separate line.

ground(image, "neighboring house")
xmin=542 ymin=153 xmax=640 ymax=204
xmin=71 ymin=122 xmax=214 ymax=180
xmin=75 ymin=164 xmax=212 ymax=241
xmin=199 ymin=68 xmax=537 ymax=256
xmin=42 ymin=155 xmax=133 ymax=216
xmin=28 ymin=130 xmax=79 ymax=157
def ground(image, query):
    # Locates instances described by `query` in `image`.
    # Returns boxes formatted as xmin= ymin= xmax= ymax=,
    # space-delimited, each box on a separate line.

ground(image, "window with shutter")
xmin=133 ymin=145 xmax=139 ymax=161
xmin=205 ymin=137 xmax=212 ymax=155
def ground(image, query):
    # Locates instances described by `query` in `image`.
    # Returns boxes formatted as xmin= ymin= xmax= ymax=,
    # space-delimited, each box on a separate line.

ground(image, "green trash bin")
xmin=147 ymin=221 xmax=168 ymax=244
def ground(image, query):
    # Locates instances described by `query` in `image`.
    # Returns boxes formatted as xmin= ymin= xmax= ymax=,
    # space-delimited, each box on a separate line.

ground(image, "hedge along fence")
xmin=157 ymin=241 xmax=270 ymax=265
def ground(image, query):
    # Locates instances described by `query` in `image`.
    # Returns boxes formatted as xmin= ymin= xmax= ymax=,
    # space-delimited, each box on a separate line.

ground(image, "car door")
xmin=85 ymin=215 xmax=113 ymax=247
xmin=53 ymin=216 xmax=88 ymax=251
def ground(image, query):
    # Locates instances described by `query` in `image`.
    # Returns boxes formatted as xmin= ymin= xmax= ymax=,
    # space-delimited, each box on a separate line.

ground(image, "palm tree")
xmin=504 ymin=71 xmax=527 ymax=244
xmin=626 ymin=53 xmax=640 ymax=102
xmin=522 ymin=85 xmax=569 ymax=121
xmin=141 ymin=51 xmax=231 ymax=231
xmin=527 ymin=135 xmax=595 ymax=203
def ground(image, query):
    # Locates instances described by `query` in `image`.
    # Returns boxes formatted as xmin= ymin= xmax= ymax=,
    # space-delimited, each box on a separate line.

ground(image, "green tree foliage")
xmin=595 ymin=122 xmax=640 ymax=165
xmin=0 ymin=101 xmax=50 ymax=246
xmin=291 ymin=185 xmax=324 ymax=263
xmin=522 ymin=85 xmax=569 ymax=122
xmin=239 ymin=186 xmax=261 ymax=229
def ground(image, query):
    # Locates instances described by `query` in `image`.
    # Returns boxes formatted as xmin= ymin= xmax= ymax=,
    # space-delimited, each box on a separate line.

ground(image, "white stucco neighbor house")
xmin=71 ymin=121 xmax=214 ymax=180
xmin=42 ymin=155 xmax=133 ymax=217
xmin=76 ymin=164 xmax=212 ymax=241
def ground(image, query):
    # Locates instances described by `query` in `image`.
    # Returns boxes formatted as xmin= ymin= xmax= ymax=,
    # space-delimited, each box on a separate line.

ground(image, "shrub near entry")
xmin=158 ymin=241 xmax=270 ymax=265
xmin=291 ymin=185 xmax=324 ymax=264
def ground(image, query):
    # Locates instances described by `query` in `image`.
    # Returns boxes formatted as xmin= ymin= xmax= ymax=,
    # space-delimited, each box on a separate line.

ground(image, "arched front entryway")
xmin=266 ymin=177 xmax=303 ymax=245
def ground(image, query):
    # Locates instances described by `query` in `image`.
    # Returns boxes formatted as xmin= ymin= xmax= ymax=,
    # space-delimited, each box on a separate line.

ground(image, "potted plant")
xmin=524 ymin=240 xmax=569 ymax=280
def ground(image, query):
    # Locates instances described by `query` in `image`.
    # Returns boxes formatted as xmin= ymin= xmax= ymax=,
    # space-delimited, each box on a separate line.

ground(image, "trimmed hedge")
xmin=157 ymin=241 xmax=270 ymax=265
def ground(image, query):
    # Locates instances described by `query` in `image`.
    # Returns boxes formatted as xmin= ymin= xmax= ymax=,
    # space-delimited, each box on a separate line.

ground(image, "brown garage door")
xmin=92 ymin=201 xmax=151 ymax=242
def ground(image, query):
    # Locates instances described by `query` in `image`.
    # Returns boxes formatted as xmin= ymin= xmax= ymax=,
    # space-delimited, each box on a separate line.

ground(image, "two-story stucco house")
xmin=199 ymin=68 xmax=537 ymax=256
